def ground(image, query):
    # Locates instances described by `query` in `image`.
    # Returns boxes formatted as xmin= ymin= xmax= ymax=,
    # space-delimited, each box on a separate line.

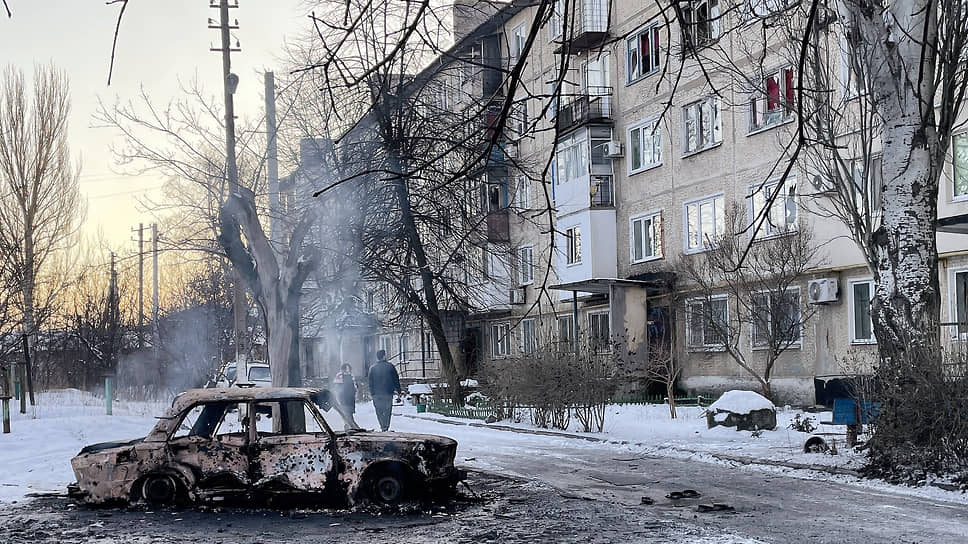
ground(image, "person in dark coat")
xmin=332 ymin=363 xmax=359 ymax=430
xmin=367 ymin=349 xmax=402 ymax=431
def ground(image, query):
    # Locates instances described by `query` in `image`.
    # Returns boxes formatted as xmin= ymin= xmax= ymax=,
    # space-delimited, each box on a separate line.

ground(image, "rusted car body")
xmin=69 ymin=387 xmax=462 ymax=506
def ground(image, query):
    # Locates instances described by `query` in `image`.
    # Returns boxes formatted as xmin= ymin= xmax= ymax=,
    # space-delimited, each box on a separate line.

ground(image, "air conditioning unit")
xmin=510 ymin=287 xmax=526 ymax=305
xmin=604 ymin=141 xmax=624 ymax=158
xmin=807 ymin=278 xmax=839 ymax=304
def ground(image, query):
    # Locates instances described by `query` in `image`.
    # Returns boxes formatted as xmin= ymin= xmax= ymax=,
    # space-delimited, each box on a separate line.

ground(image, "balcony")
xmin=590 ymin=174 xmax=613 ymax=207
xmin=555 ymin=0 xmax=610 ymax=54
xmin=556 ymin=87 xmax=613 ymax=134
xmin=486 ymin=209 xmax=510 ymax=243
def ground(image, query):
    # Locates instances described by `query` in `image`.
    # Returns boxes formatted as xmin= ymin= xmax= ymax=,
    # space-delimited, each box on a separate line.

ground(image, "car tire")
xmin=141 ymin=474 xmax=180 ymax=505
xmin=368 ymin=468 xmax=408 ymax=505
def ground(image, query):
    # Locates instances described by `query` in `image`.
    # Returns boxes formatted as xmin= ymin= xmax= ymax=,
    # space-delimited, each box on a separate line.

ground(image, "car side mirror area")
xmin=311 ymin=390 xmax=333 ymax=412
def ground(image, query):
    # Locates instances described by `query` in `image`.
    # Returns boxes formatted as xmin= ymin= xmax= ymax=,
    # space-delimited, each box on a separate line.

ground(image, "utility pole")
xmin=151 ymin=224 xmax=160 ymax=348
xmin=210 ymin=1 xmax=247 ymax=372
xmin=133 ymin=223 xmax=144 ymax=350
xmin=265 ymin=71 xmax=281 ymax=250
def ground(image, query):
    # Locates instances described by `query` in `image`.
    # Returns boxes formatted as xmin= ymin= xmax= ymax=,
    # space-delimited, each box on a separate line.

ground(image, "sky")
xmin=0 ymin=0 xmax=307 ymax=249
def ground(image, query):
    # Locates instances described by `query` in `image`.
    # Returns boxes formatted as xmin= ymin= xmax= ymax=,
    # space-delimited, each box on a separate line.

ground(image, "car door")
xmin=249 ymin=400 xmax=338 ymax=494
xmin=167 ymin=401 xmax=251 ymax=493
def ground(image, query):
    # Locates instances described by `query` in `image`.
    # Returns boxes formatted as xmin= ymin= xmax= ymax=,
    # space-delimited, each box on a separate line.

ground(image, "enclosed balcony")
xmin=590 ymin=174 xmax=613 ymax=207
xmin=555 ymin=0 xmax=610 ymax=54
xmin=556 ymin=86 xmax=613 ymax=134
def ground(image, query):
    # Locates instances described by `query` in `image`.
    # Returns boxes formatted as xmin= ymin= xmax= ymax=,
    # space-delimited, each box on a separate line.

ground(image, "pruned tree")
xmin=94 ymin=78 xmax=338 ymax=387
xmin=0 ymin=63 xmax=85 ymax=403
xmin=678 ymin=203 xmax=821 ymax=401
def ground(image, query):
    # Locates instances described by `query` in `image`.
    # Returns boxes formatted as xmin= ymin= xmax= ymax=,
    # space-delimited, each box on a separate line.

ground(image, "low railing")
xmin=556 ymin=87 xmax=613 ymax=133
xmin=426 ymin=399 xmax=496 ymax=420
xmin=590 ymin=174 xmax=614 ymax=207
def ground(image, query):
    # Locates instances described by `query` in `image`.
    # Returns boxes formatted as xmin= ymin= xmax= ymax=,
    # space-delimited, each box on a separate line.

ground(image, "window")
xmin=518 ymin=245 xmax=534 ymax=285
xmin=682 ymin=97 xmax=722 ymax=154
xmin=686 ymin=297 xmax=728 ymax=348
xmin=630 ymin=211 xmax=663 ymax=263
xmin=555 ymin=131 xmax=589 ymax=184
xmin=849 ymin=155 xmax=883 ymax=210
xmin=954 ymin=270 xmax=968 ymax=338
xmin=521 ymin=318 xmax=537 ymax=354
xmin=750 ymin=177 xmax=797 ymax=237
xmin=366 ymin=291 xmax=375 ymax=312
xmin=510 ymin=100 xmax=528 ymax=137
xmin=954 ymin=133 xmax=968 ymax=199
xmin=684 ymin=194 xmax=725 ymax=252
xmin=627 ymin=25 xmax=661 ymax=83
xmin=491 ymin=322 xmax=511 ymax=357
xmin=547 ymin=0 xmax=564 ymax=41
xmin=399 ymin=334 xmax=410 ymax=362
xmin=566 ymin=226 xmax=582 ymax=264
xmin=487 ymin=178 xmax=508 ymax=211
xmin=849 ymin=279 xmax=875 ymax=344
xmin=515 ymin=175 xmax=531 ymax=209
xmin=546 ymin=76 xmax=559 ymax=120
xmin=628 ymin=117 xmax=662 ymax=173
xmin=750 ymin=67 xmax=795 ymax=132
xmin=379 ymin=335 xmax=393 ymax=360
xmin=589 ymin=312 xmax=610 ymax=352
xmin=557 ymin=314 xmax=575 ymax=348
xmin=510 ymin=23 xmax=527 ymax=62
xmin=745 ymin=0 xmax=792 ymax=20
xmin=681 ymin=0 xmax=720 ymax=50
xmin=750 ymin=289 xmax=802 ymax=348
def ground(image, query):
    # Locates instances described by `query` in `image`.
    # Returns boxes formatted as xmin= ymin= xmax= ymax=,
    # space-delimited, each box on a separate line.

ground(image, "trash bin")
xmin=416 ymin=403 xmax=427 ymax=413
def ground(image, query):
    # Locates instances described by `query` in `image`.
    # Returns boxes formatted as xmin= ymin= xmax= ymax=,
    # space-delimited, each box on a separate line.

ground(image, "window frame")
xmin=685 ymin=295 xmax=729 ymax=350
xmin=953 ymin=132 xmax=968 ymax=201
xmin=565 ymin=225 xmax=583 ymax=265
xmin=516 ymin=174 xmax=531 ymax=210
xmin=848 ymin=278 xmax=876 ymax=345
xmin=626 ymin=23 xmax=661 ymax=84
xmin=682 ymin=193 xmax=726 ymax=253
xmin=520 ymin=317 xmax=537 ymax=355
xmin=681 ymin=97 xmax=722 ymax=155
xmin=680 ymin=0 xmax=721 ymax=52
xmin=748 ymin=66 xmax=796 ymax=134
xmin=510 ymin=22 xmax=527 ymax=62
xmin=948 ymin=267 xmax=968 ymax=340
xmin=557 ymin=314 xmax=576 ymax=348
xmin=749 ymin=288 xmax=803 ymax=349
xmin=588 ymin=311 xmax=611 ymax=353
xmin=629 ymin=209 xmax=663 ymax=263
xmin=627 ymin=116 xmax=663 ymax=174
xmin=490 ymin=322 xmax=511 ymax=358
xmin=399 ymin=334 xmax=410 ymax=362
xmin=517 ymin=245 xmax=534 ymax=286
xmin=748 ymin=176 xmax=798 ymax=238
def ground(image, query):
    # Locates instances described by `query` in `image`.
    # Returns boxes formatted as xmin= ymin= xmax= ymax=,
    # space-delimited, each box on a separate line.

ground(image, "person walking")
xmin=368 ymin=349 xmax=402 ymax=432
xmin=333 ymin=363 xmax=360 ymax=430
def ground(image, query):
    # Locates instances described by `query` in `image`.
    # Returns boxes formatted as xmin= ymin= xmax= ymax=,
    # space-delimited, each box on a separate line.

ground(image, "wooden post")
xmin=18 ymin=364 xmax=26 ymax=414
xmin=1 ymin=396 xmax=10 ymax=433
xmin=105 ymin=375 xmax=114 ymax=416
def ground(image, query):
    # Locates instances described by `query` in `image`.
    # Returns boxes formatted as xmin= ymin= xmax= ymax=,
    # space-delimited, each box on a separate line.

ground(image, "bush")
xmin=479 ymin=344 xmax=617 ymax=432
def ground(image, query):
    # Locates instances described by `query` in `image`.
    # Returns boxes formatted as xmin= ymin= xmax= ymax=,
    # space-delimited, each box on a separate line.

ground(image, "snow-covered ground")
xmin=1 ymin=389 xmax=964 ymax=507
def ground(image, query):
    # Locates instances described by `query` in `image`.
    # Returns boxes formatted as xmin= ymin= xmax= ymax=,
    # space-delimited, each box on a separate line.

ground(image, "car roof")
xmin=171 ymin=387 xmax=324 ymax=413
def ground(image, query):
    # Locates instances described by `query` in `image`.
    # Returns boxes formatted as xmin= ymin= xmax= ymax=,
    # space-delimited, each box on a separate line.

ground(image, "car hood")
xmin=77 ymin=437 xmax=144 ymax=455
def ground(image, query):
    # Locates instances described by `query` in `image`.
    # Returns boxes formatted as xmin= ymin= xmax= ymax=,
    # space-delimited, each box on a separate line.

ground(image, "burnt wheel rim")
xmin=374 ymin=475 xmax=404 ymax=503
xmin=143 ymin=475 xmax=177 ymax=504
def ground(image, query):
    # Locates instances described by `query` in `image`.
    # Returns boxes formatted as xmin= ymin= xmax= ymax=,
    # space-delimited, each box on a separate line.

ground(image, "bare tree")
xmin=0 ymin=63 xmax=85 ymax=403
xmin=678 ymin=203 xmax=820 ymax=401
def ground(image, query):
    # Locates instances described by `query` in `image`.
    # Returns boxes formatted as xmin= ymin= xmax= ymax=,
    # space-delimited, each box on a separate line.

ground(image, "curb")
xmin=396 ymin=412 xmax=862 ymax=478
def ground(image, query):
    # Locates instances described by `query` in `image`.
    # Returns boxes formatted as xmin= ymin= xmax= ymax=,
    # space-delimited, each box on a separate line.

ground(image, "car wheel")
xmin=369 ymin=470 xmax=407 ymax=505
xmin=142 ymin=474 xmax=180 ymax=505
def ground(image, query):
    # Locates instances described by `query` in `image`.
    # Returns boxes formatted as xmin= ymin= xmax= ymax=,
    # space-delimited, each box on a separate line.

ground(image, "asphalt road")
xmin=2 ymin=416 xmax=966 ymax=543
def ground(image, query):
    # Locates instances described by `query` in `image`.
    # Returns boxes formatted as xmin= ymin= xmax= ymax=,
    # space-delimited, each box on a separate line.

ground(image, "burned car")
xmin=69 ymin=387 xmax=462 ymax=506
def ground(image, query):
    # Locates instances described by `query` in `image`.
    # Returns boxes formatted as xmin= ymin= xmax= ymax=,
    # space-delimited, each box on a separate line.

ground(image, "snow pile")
xmin=707 ymin=390 xmax=775 ymax=414
xmin=407 ymin=384 xmax=432 ymax=395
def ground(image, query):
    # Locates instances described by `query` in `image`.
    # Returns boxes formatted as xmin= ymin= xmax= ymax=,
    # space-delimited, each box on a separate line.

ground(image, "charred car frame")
xmin=69 ymin=387 xmax=463 ymax=507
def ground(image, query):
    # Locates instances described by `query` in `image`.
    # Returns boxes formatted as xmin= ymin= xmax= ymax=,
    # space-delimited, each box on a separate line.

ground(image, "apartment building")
xmin=351 ymin=1 xmax=968 ymax=404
